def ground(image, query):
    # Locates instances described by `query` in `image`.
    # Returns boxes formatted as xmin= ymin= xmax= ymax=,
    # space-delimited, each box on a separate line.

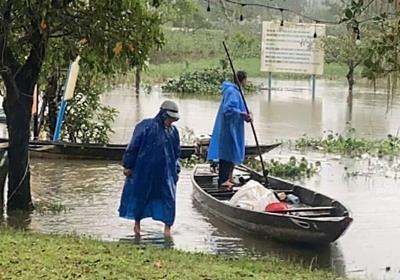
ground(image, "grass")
xmin=140 ymin=57 xmax=356 ymax=83
xmin=119 ymin=28 xmax=363 ymax=85
xmin=134 ymin=28 xmax=363 ymax=84
xmin=0 ymin=228 xmax=344 ymax=280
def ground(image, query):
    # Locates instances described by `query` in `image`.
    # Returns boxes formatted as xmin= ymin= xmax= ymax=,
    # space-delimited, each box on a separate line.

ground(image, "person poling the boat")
xmin=207 ymin=70 xmax=252 ymax=190
xmin=118 ymin=100 xmax=181 ymax=237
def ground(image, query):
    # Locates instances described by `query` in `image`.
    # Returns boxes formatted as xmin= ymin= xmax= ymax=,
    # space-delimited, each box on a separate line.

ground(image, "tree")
xmin=62 ymin=70 xmax=118 ymax=144
xmin=324 ymin=34 xmax=365 ymax=103
xmin=361 ymin=14 xmax=400 ymax=97
xmin=0 ymin=0 xmax=163 ymax=211
xmin=323 ymin=0 xmax=394 ymax=102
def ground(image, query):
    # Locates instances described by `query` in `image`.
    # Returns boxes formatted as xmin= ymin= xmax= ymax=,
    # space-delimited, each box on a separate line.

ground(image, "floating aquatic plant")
xmin=162 ymin=67 xmax=258 ymax=95
xmin=293 ymin=130 xmax=400 ymax=158
xmin=245 ymin=156 xmax=320 ymax=180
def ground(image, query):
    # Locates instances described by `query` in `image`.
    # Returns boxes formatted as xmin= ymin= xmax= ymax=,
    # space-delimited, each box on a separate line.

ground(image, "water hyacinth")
xmin=245 ymin=156 xmax=320 ymax=180
xmin=180 ymin=155 xmax=320 ymax=180
xmin=180 ymin=154 xmax=205 ymax=168
xmin=293 ymin=130 xmax=400 ymax=158
xmin=161 ymin=67 xmax=258 ymax=95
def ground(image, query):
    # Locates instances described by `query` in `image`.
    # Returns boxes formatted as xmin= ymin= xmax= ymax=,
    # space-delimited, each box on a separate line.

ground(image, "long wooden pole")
xmin=222 ymin=41 xmax=269 ymax=185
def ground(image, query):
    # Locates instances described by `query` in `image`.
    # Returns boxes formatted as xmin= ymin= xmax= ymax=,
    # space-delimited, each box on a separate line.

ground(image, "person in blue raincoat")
xmin=119 ymin=100 xmax=181 ymax=237
xmin=207 ymin=71 xmax=252 ymax=189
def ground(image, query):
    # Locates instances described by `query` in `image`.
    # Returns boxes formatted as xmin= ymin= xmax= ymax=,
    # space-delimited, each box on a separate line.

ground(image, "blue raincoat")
xmin=207 ymin=81 xmax=246 ymax=165
xmin=118 ymin=110 xmax=180 ymax=226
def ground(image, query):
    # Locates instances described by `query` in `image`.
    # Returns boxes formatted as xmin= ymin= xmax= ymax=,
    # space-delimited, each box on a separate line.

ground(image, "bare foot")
xmin=134 ymin=221 xmax=141 ymax=236
xmin=220 ymin=180 xmax=234 ymax=191
xmin=164 ymin=225 xmax=172 ymax=237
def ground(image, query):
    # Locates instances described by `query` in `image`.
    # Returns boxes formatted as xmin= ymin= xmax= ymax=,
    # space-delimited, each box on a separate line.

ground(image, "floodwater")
xmin=3 ymin=78 xmax=400 ymax=280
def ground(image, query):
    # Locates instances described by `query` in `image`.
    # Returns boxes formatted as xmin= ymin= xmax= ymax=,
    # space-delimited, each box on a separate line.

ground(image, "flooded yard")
xmin=3 ymin=78 xmax=400 ymax=280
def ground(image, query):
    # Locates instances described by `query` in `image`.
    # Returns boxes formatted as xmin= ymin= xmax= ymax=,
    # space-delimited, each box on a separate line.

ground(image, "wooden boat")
xmin=191 ymin=164 xmax=353 ymax=245
xmin=0 ymin=138 xmax=281 ymax=161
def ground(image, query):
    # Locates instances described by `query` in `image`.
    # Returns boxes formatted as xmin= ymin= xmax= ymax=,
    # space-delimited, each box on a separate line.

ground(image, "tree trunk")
xmin=3 ymin=88 xmax=33 ymax=211
xmin=0 ymin=1 xmax=46 ymax=211
xmin=0 ymin=149 xmax=8 ymax=212
xmin=135 ymin=66 xmax=141 ymax=97
xmin=346 ymin=61 xmax=354 ymax=105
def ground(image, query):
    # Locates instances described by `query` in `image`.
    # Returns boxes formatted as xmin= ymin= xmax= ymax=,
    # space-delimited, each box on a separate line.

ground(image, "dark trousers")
xmin=218 ymin=159 xmax=234 ymax=186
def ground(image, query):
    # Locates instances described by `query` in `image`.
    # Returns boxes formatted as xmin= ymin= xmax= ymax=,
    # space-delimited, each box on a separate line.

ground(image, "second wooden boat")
xmin=0 ymin=138 xmax=281 ymax=161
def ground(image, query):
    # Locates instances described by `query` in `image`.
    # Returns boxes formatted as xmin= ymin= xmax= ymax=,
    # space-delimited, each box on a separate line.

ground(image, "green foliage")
xmin=2 ymin=1 xmax=163 ymax=74
xmin=294 ymin=130 xmax=400 ymax=158
xmin=61 ymin=72 xmax=118 ymax=144
xmin=162 ymin=67 xmax=231 ymax=94
xmin=149 ymin=29 xmax=223 ymax=64
xmin=360 ymin=20 xmax=400 ymax=80
xmin=157 ymin=0 xmax=206 ymax=28
xmin=1 ymin=0 xmax=164 ymax=144
xmin=149 ymin=28 xmax=260 ymax=64
xmin=323 ymin=35 xmax=364 ymax=69
xmin=245 ymin=157 xmax=320 ymax=180
xmin=180 ymin=154 xmax=206 ymax=168
xmin=161 ymin=66 xmax=258 ymax=95
xmin=228 ymin=32 xmax=260 ymax=59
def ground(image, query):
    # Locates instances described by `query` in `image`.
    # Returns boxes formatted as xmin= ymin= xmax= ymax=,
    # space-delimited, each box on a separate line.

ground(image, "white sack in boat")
xmin=229 ymin=180 xmax=278 ymax=211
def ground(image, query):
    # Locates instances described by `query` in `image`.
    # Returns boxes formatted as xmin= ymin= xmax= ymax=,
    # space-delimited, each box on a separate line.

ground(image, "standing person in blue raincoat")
xmin=207 ymin=71 xmax=252 ymax=190
xmin=119 ymin=100 xmax=181 ymax=237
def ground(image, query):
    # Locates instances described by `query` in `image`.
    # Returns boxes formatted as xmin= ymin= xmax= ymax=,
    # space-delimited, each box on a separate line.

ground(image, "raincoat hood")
xmin=222 ymin=81 xmax=238 ymax=93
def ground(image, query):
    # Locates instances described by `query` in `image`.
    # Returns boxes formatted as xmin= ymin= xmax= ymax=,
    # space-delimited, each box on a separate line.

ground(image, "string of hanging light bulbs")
xmin=206 ymin=0 xmax=339 ymax=25
xmin=204 ymin=0 xmax=396 ymax=40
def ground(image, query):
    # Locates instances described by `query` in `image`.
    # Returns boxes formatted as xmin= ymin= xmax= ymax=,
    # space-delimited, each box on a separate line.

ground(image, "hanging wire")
xmin=223 ymin=0 xmax=339 ymax=25
xmin=203 ymin=0 xmax=396 ymax=28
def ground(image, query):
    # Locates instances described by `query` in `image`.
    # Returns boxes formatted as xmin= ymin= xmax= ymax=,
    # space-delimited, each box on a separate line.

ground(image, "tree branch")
xmin=18 ymin=7 xmax=47 ymax=92
xmin=0 ymin=1 xmax=21 ymax=74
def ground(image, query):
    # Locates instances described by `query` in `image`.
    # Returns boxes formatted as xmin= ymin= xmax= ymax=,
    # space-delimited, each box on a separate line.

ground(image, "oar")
xmin=222 ymin=41 xmax=269 ymax=186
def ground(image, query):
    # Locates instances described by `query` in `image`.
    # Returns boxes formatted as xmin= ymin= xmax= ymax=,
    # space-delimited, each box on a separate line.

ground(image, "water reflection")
xmin=101 ymin=80 xmax=400 ymax=279
xmin=24 ymin=157 xmax=352 ymax=276
xmin=192 ymin=198 xmax=344 ymax=271
xmin=1 ymin=211 xmax=32 ymax=229
xmin=120 ymin=234 xmax=175 ymax=249
xmin=104 ymin=79 xmax=400 ymax=145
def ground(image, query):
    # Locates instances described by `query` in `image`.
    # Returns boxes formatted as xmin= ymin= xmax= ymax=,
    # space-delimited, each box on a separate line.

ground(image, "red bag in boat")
xmin=265 ymin=202 xmax=288 ymax=213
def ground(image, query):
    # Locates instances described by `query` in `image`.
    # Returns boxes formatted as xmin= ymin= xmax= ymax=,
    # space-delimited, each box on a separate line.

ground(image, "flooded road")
xmin=4 ymin=79 xmax=400 ymax=280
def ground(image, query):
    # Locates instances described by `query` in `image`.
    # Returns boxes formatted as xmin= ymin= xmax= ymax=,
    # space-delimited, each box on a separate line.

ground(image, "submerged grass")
xmin=0 ymin=228 xmax=343 ymax=280
xmin=34 ymin=201 xmax=69 ymax=215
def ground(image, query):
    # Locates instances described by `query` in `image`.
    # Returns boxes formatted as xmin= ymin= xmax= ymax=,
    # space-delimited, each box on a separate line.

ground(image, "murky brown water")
xmin=3 ymin=79 xmax=400 ymax=280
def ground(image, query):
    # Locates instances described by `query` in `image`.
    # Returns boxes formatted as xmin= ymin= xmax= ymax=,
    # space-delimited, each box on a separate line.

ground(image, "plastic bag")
xmin=229 ymin=180 xmax=278 ymax=211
